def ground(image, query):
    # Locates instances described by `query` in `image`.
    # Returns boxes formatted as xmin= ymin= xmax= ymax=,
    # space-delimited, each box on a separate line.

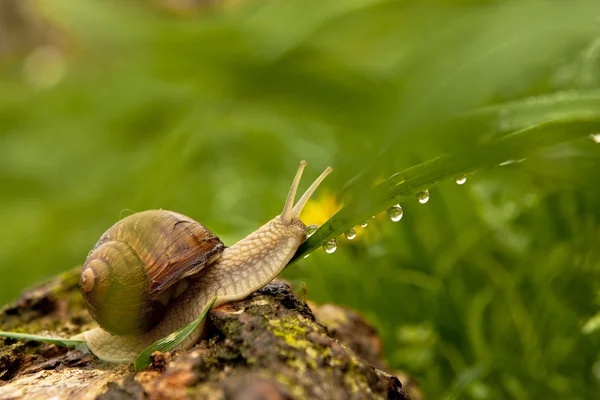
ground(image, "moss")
xmin=345 ymin=372 xmax=373 ymax=397
xmin=268 ymin=318 xmax=326 ymax=370
xmin=53 ymin=267 xmax=82 ymax=293
xmin=267 ymin=370 xmax=307 ymax=399
xmin=0 ymin=267 xmax=91 ymax=335
xmin=268 ymin=319 xmax=309 ymax=347
xmin=285 ymin=353 xmax=307 ymax=375
xmin=0 ymin=267 xmax=94 ymax=381
xmin=262 ymin=300 xmax=391 ymax=396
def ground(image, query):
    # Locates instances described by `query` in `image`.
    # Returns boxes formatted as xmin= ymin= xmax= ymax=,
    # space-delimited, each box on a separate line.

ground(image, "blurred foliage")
xmin=2 ymin=0 xmax=600 ymax=398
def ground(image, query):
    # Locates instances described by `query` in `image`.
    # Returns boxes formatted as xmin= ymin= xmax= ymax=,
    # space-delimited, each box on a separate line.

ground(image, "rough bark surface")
xmin=0 ymin=268 xmax=411 ymax=399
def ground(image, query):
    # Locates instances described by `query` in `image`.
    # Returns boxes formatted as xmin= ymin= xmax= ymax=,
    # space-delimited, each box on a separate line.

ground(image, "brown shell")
xmin=79 ymin=210 xmax=225 ymax=335
xmin=98 ymin=210 xmax=224 ymax=295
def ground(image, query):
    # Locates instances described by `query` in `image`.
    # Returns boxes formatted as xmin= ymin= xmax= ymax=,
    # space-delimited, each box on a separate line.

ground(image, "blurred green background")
xmin=2 ymin=0 xmax=600 ymax=398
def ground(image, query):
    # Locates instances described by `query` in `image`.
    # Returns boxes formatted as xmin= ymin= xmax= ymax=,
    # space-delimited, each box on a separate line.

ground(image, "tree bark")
xmin=0 ymin=268 xmax=415 ymax=399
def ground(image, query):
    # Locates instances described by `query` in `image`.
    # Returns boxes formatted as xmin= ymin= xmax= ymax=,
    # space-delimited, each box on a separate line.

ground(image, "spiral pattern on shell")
xmin=80 ymin=210 xmax=225 ymax=335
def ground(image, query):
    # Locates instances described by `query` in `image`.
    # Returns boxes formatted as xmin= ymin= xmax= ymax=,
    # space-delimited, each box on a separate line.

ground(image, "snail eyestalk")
xmin=281 ymin=160 xmax=307 ymax=224
xmin=292 ymin=166 xmax=333 ymax=218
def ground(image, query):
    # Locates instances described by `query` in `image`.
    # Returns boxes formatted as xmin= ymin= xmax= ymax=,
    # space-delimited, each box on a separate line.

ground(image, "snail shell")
xmin=79 ymin=210 xmax=225 ymax=335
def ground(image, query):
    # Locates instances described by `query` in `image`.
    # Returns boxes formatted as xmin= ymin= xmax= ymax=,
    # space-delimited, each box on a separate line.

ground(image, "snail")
xmin=73 ymin=161 xmax=332 ymax=364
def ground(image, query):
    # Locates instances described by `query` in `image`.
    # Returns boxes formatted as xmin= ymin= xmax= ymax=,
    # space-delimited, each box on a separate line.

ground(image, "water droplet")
xmin=303 ymin=254 xmax=310 ymax=259
xmin=590 ymin=133 xmax=600 ymax=143
xmin=344 ymin=228 xmax=357 ymax=240
xmin=416 ymin=190 xmax=430 ymax=204
xmin=323 ymin=239 xmax=337 ymax=254
xmin=387 ymin=204 xmax=404 ymax=222
xmin=455 ymin=175 xmax=467 ymax=185
xmin=306 ymin=224 xmax=318 ymax=237
xmin=360 ymin=221 xmax=369 ymax=228
xmin=371 ymin=215 xmax=376 ymax=219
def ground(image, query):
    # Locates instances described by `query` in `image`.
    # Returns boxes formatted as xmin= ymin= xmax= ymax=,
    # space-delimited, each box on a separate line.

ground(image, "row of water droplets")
xmin=307 ymin=134 xmax=600 ymax=256
xmin=303 ymin=174 xmax=469 ymax=255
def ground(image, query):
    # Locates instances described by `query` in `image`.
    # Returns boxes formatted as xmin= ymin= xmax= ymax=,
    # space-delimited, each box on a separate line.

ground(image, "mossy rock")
xmin=0 ymin=269 xmax=411 ymax=399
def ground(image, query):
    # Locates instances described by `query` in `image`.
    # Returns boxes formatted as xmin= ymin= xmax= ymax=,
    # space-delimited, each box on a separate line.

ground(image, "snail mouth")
xmin=280 ymin=160 xmax=332 ymax=225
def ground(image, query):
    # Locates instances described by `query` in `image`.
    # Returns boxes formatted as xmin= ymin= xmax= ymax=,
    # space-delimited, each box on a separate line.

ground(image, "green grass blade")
xmin=133 ymin=296 xmax=217 ymax=372
xmin=453 ymin=90 xmax=600 ymax=141
xmin=342 ymin=90 xmax=600 ymax=201
xmin=291 ymin=116 xmax=600 ymax=261
xmin=0 ymin=331 xmax=87 ymax=350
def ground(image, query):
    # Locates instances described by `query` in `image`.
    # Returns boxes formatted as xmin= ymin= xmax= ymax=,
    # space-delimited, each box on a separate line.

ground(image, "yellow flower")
xmin=300 ymin=190 xmax=343 ymax=226
xmin=300 ymin=178 xmax=387 ymax=244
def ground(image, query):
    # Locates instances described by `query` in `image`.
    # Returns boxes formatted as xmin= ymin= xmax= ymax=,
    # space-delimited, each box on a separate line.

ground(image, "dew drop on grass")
xmin=344 ymin=228 xmax=357 ymax=240
xmin=306 ymin=224 xmax=318 ymax=237
xmin=387 ymin=204 xmax=404 ymax=222
xmin=455 ymin=175 xmax=467 ymax=185
xmin=417 ymin=190 xmax=430 ymax=204
xmin=360 ymin=221 xmax=369 ymax=228
xmin=303 ymin=254 xmax=310 ymax=259
xmin=589 ymin=133 xmax=600 ymax=143
xmin=323 ymin=239 xmax=337 ymax=254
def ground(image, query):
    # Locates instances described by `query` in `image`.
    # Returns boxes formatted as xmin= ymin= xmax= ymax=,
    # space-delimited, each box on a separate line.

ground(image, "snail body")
xmin=75 ymin=161 xmax=332 ymax=363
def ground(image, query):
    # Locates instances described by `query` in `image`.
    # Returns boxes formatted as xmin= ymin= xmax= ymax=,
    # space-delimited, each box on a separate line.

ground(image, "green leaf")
xmin=133 ymin=296 xmax=218 ymax=372
xmin=341 ymin=90 xmax=600 ymax=202
xmin=290 ymin=110 xmax=600 ymax=261
xmin=0 ymin=331 xmax=88 ymax=350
